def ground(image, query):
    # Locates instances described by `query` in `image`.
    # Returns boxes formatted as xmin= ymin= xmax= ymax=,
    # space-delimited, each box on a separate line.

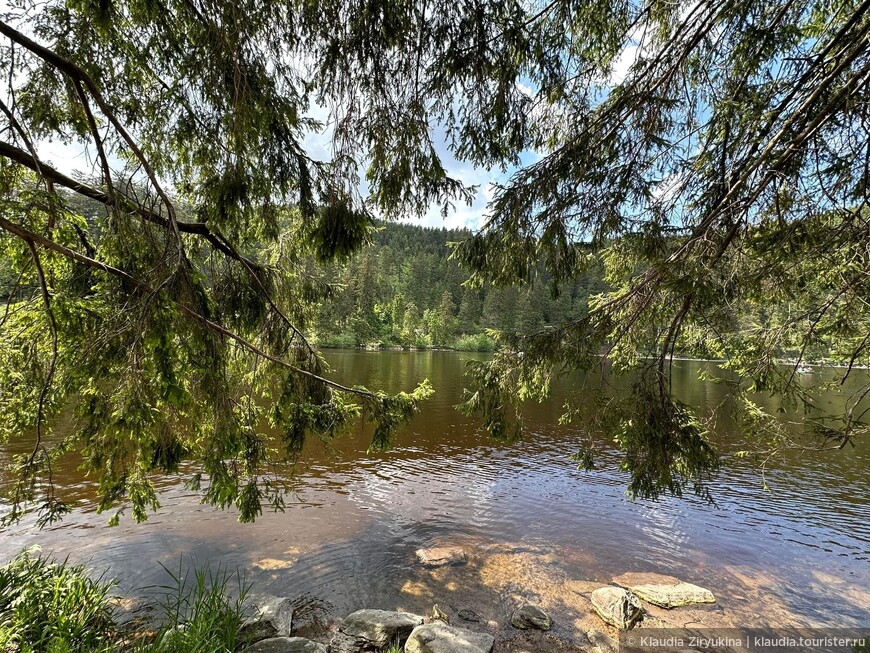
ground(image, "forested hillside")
xmin=312 ymin=222 xmax=607 ymax=350
xmin=312 ymin=221 xmax=861 ymax=365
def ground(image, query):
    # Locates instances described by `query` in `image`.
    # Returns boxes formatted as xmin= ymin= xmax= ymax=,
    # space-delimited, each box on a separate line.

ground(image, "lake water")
xmin=1 ymin=351 xmax=868 ymax=644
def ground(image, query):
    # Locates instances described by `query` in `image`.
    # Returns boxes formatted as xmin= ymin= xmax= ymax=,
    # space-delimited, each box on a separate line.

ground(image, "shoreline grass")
xmin=0 ymin=549 xmax=250 ymax=653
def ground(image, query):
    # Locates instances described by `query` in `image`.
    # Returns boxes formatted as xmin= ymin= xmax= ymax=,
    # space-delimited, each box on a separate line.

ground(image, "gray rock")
xmin=628 ymin=582 xmax=715 ymax=608
xmin=245 ymin=637 xmax=327 ymax=653
xmin=509 ymin=604 xmax=552 ymax=631
xmin=405 ymin=622 xmax=495 ymax=653
xmin=329 ymin=609 xmax=424 ymax=653
xmin=240 ymin=597 xmax=294 ymax=642
xmin=590 ymin=587 xmax=643 ymax=630
xmin=415 ymin=546 xmax=467 ymax=567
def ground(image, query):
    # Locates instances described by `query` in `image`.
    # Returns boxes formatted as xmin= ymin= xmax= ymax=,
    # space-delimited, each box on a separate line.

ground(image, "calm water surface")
xmin=1 ymin=351 xmax=868 ymax=635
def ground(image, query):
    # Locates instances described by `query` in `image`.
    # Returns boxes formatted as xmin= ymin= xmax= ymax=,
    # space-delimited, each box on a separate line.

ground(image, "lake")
xmin=1 ymin=350 xmax=868 ymax=643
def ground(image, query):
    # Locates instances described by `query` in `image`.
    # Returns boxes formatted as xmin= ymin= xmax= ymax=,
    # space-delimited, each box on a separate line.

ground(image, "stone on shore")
xmin=405 ymin=622 xmax=495 ymax=653
xmin=329 ymin=609 xmax=424 ymax=653
xmin=509 ymin=604 xmax=552 ymax=631
xmin=590 ymin=587 xmax=643 ymax=630
xmin=245 ymin=637 xmax=327 ymax=653
xmin=240 ymin=597 xmax=294 ymax=641
xmin=415 ymin=546 xmax=467 ymax=567
xmin=628 ymin=582 xmax=715 ymax=608
xmin=611 ymin=573 xmax=715 ymax=609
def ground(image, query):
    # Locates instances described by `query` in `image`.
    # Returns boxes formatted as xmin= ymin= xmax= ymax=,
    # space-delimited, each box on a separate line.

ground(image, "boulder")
xmin=405 ymin=622 xmax=495 ymax=653
xmin=245 ymin=637 xmax=327 ymax=653
xmin=329 ymin=609 xmax=424 ymax=653
xmin=509 ymin=604 xmax=552 ymax=631
xmin=415 ymin=547 xmax=467 ymax=567
xmin=590 ymin=587 xmax=643 ymax=630
xmin=240 ymin=597 xmax=294 ymax=642
xmin=628 ymin=582 xmax=715 ymax=608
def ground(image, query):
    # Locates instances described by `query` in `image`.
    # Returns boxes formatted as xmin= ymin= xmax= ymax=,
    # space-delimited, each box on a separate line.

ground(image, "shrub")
xmin=0 ymin=547 xmax=116 ymax=653
xmin=315 ymin=332 xmax=359 ymax=348
xmin=452 ymin=333 xmax=497 ymax=351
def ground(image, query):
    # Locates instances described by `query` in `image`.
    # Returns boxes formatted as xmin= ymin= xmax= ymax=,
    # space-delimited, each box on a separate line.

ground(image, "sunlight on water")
xmin=1 ymin=351 xmax=868 ymax=635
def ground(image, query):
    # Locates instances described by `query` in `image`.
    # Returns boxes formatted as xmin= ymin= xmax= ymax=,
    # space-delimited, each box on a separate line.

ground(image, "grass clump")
xmin=0 ymin=549 xmax=250 ymax=653
xmin=0 ymin=547 xmax=117 ymax=653
xmin=137 ymin=563 xmax=250 ymax=653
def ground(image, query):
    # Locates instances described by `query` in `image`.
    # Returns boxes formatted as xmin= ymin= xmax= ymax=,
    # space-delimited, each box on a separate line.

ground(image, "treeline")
xmin=1 ymin=190 xmax=848 ymax=361
xmin=312 ymin=222 xmax=608 ymax=350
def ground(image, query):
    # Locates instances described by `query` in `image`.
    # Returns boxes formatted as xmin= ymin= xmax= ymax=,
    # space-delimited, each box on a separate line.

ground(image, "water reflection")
xmin=0 ymin=351 xmax=868 ymax=634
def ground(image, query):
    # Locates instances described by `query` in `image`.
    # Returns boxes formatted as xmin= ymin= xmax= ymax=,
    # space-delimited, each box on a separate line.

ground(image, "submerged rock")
xmin=563 ymin=579 xmax=608 ymax=597
xmin=245 ymin=637 xmax=327 ymax=653
xmin=586 ymin=628 xmax=618 ymax=653
xmin=405 ymin=622 xmax=495 ymax=653
xmin=509 ymin=604 xmax=552 ymax=631
xmin=329 ymin=609 xmax=424 ymax=653
xmin=240 ymin=597 xmax=294 ymax=642
xmin=457 ymin=609 xmax=481 ymax=623
xmin=628 ymin=582 xmax=715 ymax=608
xmin=590 ymin=587 xmax=643 ymax=630
xmin=415 ymin=546 xmax=467 ymax=567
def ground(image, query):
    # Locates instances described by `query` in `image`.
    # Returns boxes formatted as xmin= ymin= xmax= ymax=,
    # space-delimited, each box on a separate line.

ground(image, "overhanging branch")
xmin=0 ymin=139 xmax=259 ymax=268
xmin=0 ymin=214 xmax=375 ymax=400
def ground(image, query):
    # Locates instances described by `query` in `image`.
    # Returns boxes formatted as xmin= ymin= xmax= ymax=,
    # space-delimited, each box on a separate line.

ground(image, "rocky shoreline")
xmin=235 ymin=547 xmax=718 ymax=653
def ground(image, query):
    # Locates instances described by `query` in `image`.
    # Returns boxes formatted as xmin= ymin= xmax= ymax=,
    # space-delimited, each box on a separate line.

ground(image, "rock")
xmin=415 ymin=546 xmax=467 ymax=567
xmin=329 ymin=609 xmax=424 ymax=653
xmin=590 ymin=587 xmax=643 ymax=630
xmin=628 ymin=582 xmax=715 ymax=608
xmin=509 ymin=604 xmax=552 ymax=631
xmin=457 ymin=609 xmax=481 ymax=623
xmin=245 ymin=637 xmax=327 ymax=653
xmin=405 ymin=622 xmax=495 ymax=653
xmin=240 ymin=597 xmax=294 ymax=642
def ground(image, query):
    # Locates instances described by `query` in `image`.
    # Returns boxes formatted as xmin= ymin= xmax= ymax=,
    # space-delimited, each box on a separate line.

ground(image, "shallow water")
xmin=1 ymin=351 xmax=868 ymax=639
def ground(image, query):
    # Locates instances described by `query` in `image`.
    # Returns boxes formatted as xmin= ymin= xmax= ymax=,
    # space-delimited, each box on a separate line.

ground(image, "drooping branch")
xmin=0 ymin=136 xmax=319 ymax=358
xmin=0 ymin=139 xmax=256 ymax=267
xmin=0 ymin=214 xmax=375 ymax=400
xmin=0 ymin=19 xmax=186 ymax=259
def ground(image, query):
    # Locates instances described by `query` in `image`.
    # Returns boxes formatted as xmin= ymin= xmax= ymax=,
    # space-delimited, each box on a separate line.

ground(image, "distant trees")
xmin=313 ymin=222 xmax=598 ymax=349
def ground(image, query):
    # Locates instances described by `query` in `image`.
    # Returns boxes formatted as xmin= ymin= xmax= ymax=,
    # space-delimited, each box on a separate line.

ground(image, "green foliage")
xmin=365 ymin=379 xmax=435 ymax=451
xmin=136 ymin=563 xmax=250 ymax=653
xmin=0 ymin=549 xmax=256 ymax=653
xmin=0 ymin=548 xmax=116 ymax=652
xmin=453 ymin=333 xmax=497 ymax=352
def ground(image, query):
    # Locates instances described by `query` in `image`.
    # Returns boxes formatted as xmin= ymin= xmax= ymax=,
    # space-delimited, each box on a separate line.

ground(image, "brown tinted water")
xmin=0 ymin=351 xmax=868 ymax=640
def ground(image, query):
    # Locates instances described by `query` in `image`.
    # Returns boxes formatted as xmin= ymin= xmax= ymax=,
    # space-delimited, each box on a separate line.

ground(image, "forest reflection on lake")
xmin=0 ymin=350 xmax=868 ymax=637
